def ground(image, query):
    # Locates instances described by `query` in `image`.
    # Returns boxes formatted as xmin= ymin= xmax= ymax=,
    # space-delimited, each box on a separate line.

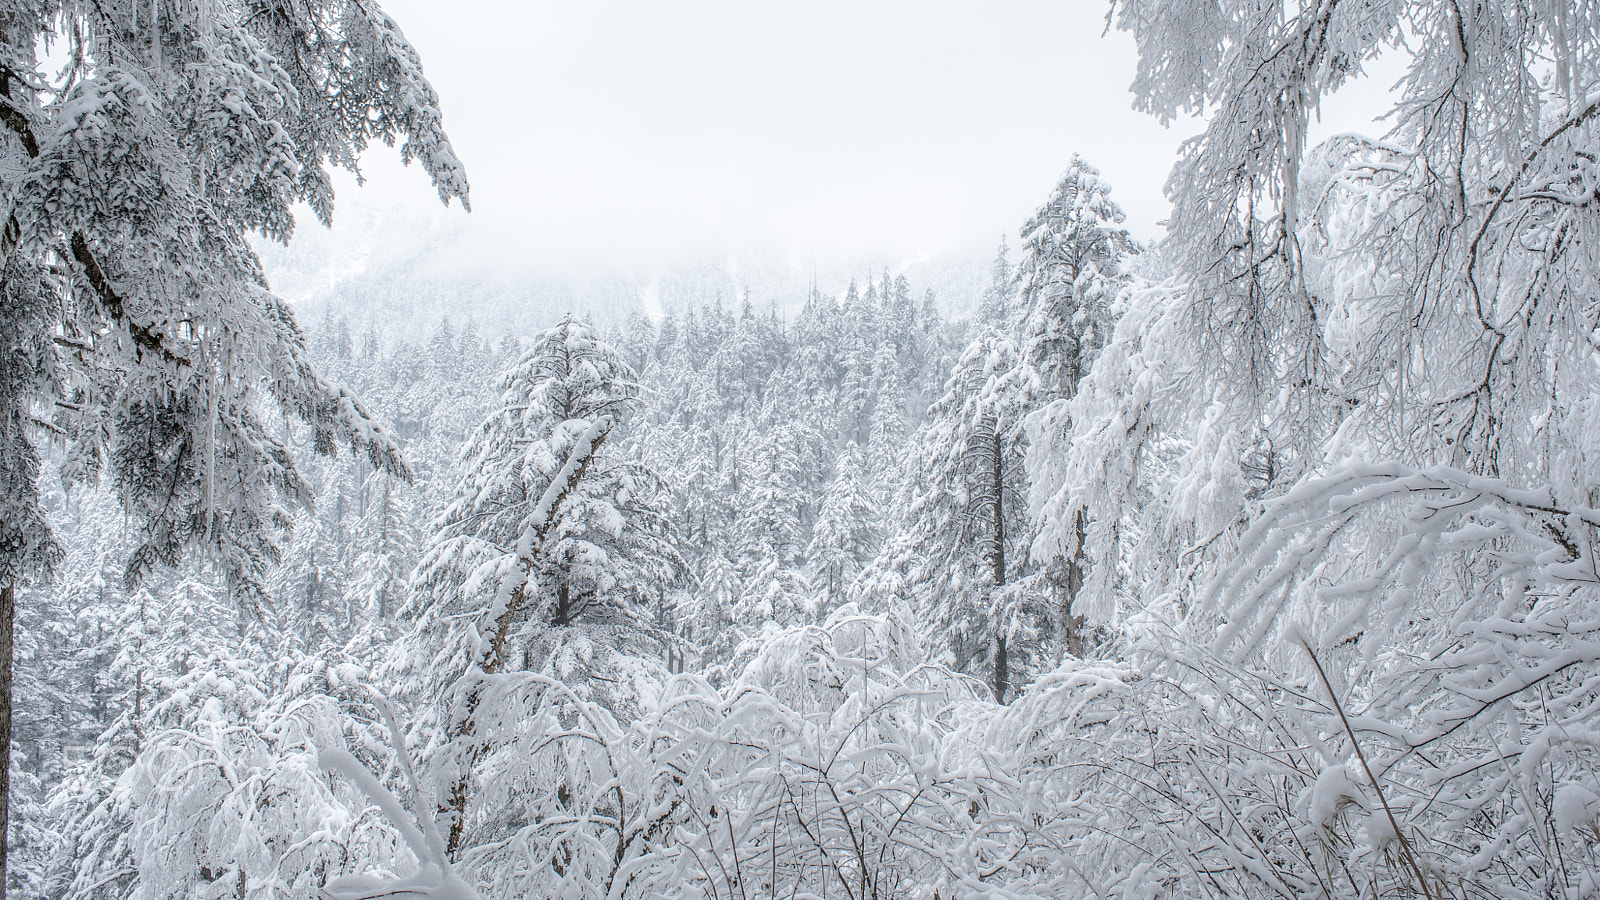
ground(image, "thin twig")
xmin=1302 ymin=639 xmax=1439 ymax=900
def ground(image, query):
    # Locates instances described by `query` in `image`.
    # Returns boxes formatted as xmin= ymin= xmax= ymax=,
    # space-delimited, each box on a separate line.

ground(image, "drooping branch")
xmin=69 ymin=232 xmax=189 ymax=366
xmin=0 ymin=63 xmax=188 ymax=367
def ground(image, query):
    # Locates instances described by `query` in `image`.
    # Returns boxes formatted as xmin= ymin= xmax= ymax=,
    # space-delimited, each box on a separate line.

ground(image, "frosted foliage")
xmin=0 ymin=0 xmax=468 ymax=605
xmin=26 ymin=0 xmax=1600 ymax=895
xmin=808 ymin=442 xmax=880 ymax=607
xmin=871 ymin=328 xmax=1051 ymax=702
xmin=325 ymin=607 xmax=1152 ymax=900
xmin=1015 ymin=154 xmax=1132 ymax=400
xmin=1101 ymin=0 xmax=1600 ymax=502
xmin=1026 ymin=279 xmax=1175 ymax=624
xmin=58 ymin=658 xmax=418 ymax=900
xmin=409 ymin=315 xmax=677 ymax=711
xmin=398 ymin=316 xmax=686 ymax=866
xmin=1021 ymin=0 xmax=1600 ymax=896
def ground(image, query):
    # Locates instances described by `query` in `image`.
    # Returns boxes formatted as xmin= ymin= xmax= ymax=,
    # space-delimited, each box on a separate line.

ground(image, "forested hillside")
xmin=4 ymin=0 xmax=1600 ymax=898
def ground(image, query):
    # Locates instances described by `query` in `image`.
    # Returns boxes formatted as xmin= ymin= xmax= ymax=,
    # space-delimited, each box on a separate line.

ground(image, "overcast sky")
xmin=275 ymin=0 xmax=1398 ymax=294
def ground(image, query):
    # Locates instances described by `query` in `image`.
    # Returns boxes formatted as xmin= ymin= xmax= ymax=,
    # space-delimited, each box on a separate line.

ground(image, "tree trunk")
xmin=990 ymin=431 xmax=1008 ymax=704
xmin=0 ymin=583 xmax=14 ymax=900
xmin=1063 ymin=507 xmax=1088 ymax=658
xmin=554 ymin=584 xmax=571 ymax=627
xmin=992 ymin=633 xmax=1008 ymax=705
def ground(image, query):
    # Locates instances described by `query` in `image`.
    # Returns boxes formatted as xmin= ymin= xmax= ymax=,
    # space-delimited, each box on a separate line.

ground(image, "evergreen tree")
xmin=408 ymin=315 xmax=680 ymax=856
xmin=349 ymin=472 xmax=416 ymax=626
xmin=866 ymin=371 xmax=909 ymax=502
xmin=974 ymin=238 xmax=1017 ymax=327
xmin=457 ymin=319 xmax=488 ymax=379
xmin=687 ymin=547 xmax=742 ymax=673
xmin=1013 ymin=155 xmax=1135 ymax=646
xmin=894 ymin=331 xmax=1036 ymax=702
xmin=427 ymin=317 xmax=459 ymax=382
xmin=0 ymin=1 xmax=466 ymax=883
xmin=1015 ymin=155 xmax=1133 ymax=398
xmin=808 ymin=443 xmax=881 ymax=609
xmin=735 ymin=427 xmax=807 ymax=574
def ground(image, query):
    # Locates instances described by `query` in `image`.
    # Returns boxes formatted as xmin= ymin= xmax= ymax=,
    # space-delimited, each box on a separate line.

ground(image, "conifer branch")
xmin=0 ymin=63 xmax=187 ymax=368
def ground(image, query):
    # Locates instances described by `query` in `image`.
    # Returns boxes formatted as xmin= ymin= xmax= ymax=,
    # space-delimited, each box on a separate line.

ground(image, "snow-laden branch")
xmin=320 ymin=689 xmax=481 ymax=900
xmin=1203 ymin=462 xmax=1600 ymax=660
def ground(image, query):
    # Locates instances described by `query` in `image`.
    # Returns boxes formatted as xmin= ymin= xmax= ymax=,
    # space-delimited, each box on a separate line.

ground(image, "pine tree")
xmin=974 ymin=239 xmax=1017 ymax=327
xmin=734 ymin=426 xmax=808 ymax=574
xmin=1013 ymin=155 xmax=1135 ymax=647
xmin=427 ymin=317 xmax=459 ymax=382
xmin=457 ymin=318 xmax=488 ymax=380
xmin=686 ymin=547 xmax=742 ymax=672
xmin=732 ymin=559 xmax=812 ymax=635
xmin=349 ymin=472 xmax=417 ymax=626
xmin=866 ymin=342 xmax=908 ymax=497
xmin=839 ymin=277 xmax=878 ymax=443
xmin=1015 ymin=155 xmax=1132 ymax=399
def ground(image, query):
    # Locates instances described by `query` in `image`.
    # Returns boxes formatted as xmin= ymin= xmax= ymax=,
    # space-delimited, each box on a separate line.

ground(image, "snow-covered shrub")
xmin=56 ymin=656 xmax=416 ymax=900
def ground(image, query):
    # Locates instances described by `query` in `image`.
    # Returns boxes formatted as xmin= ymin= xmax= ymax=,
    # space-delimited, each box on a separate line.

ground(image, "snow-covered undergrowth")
xmin=57 ymin=570 xmax=1600 ymax=900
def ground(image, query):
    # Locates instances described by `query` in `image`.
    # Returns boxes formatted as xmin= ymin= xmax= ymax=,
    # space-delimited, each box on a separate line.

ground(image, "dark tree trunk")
xmin=1063 ymin=507 xmax=1088 ymax=658
xmin=554 ymin=583 xmax=571 ymax=627
xmin=992 ymin=633 xmax=1008 ymax=705
xmin=990 ymin=430 xmax=1009 ymax=704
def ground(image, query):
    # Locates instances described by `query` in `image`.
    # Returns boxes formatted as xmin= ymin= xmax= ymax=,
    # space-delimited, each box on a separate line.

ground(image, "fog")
xmin=264 ymin=0 xmax=1401 ymax=315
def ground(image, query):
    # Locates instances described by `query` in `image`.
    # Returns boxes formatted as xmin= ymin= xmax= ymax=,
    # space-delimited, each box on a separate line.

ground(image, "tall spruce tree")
xmin=808 ymin=442 xmax=880 ymax=609
xmin=1015 ymin=155 xmax=1132 ymax=399
xmin=1013 ymin=155 xmax=1134 ymax=646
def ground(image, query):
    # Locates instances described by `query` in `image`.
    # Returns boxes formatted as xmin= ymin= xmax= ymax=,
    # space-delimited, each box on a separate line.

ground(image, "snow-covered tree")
xmin=893 ymin=332 xmax=1037 ymax=702
xmin=1012 ymin=156 xmax=1137 ymax=644
xmin=1015 ymin=154 xmax=1133 ymax=399
xmin=348 ymin=472 xmax=418 ymax=625
xmin=986 ymin=1 xmax=1600 ymax=896
xmin=973 ymin=238 xmax=1016 ymax=327
xmin=683 ymin=547 xmax=741 ymax=673
xmin=0 ymin=1 xmax=467 ymax=885
xmin=734 ymin=426 xmax=807 ymax=573
xmin=58 ymin=655 xmax=421 ymax=900
xmin=808 ymin=443 xmax=880 ymax=608
xmin=407 ymin=315 xmax=681 ymax=858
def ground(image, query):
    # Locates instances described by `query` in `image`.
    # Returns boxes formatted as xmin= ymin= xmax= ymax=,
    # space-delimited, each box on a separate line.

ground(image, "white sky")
xmin=281 ymin=0 xmax=1401 ymax=290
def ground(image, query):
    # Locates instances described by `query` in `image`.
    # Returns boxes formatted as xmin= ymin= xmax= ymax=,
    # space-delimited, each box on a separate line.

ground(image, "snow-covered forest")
xmin=5 ymin=0 xmax=1600 ymax=898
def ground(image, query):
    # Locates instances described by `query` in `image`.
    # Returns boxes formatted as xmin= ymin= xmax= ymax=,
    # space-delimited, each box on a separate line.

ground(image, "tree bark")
xmin=554 ymin=584 xmax=571 ymax=627
xmin=992 ymin=633 xmax=1008 ymax=706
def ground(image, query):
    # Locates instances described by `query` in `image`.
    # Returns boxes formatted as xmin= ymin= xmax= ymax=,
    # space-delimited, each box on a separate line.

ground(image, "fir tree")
xmin=1013 ymin=155 xmax=1135 ymax=647
xmin=974 ymin=238 xmax=1017 ymax=327
xmin=895 ymin=331 xmax=1036 ymax=702
xmin=1015 ymin=155 xmax=1132 ymax=399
